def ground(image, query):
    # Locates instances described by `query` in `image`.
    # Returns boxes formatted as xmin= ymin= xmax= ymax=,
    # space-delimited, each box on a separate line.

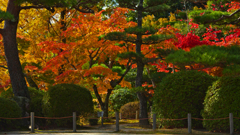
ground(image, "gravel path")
xmin=0 ymin=123 xmax=237 ymax=135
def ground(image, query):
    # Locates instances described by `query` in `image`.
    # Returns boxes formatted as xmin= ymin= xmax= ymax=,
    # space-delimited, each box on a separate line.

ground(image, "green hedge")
xmin=42 ymin=84 xmax=93 ymax=126
xmin=202 ymin=76 xmax=240 ymax=132
xmin=0 ymin=97 xmax=22 ymax=130
xmin=110 ymin=88 xmax=138 ymax=111
xmin=0 ymin=87 xmax=45 ymax=125
xmin=153 ymin=70 xmax=215 ymax=128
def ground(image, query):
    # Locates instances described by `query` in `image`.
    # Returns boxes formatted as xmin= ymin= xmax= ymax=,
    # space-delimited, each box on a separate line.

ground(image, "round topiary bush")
xmin=202 ymin=76 xmax=240 ymax=132
xmin=1 ymin=87 xmax=45 ymax=112
xmin=153 ymin=70 xmax=215 ymax=128
xmin=0 ymin=87 xmax=45 ymax=125
xmin=110 ymin=88 xmax=138 ymax=111
xmin=42 ymin=84 xmax=94 ymax=126
xmin=0 ymin=97 xmax=22 ymax=130
xmin=120 ymin=101 xmax=139 ymax=119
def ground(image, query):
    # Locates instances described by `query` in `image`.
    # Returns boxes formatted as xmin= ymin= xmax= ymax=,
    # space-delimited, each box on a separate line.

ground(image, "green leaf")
xmin=124 ymin=26 xmax=158 ymax=35
xmin=105 ymin=32 xmax=135 ymax=42
xmin=118 ymin=52 xmax=144 ymax=59
xmin=0 ymin=10 xmax=14 ymax=20
xmin=98 ymin=34 xmax=105 ymax=41
xmin=143 ymin=34 xmax=173 ymax=44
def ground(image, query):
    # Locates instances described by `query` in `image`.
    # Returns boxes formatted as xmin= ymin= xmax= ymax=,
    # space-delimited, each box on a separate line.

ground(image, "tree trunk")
xmin=103 ymin=89 xmax=112 ymax=118
xmin=3 ymin=0 xmax=30 ymax=99
xmin=58 ymin=9 xmax=67 ymax=75
xmin=2 ymin=0 xmax=30 ymax=126
xmin=98 ymin=89 xmax=112 ymax=118
xmin=135 ymin=0 xmax=149 ymax=126
xmin=137 ymin=91 xmax=149 ymax=125
xmin=93 ymin=85 xmax=113 ymax=118
xmin=136 ymin=62 xmax=149 ymax=126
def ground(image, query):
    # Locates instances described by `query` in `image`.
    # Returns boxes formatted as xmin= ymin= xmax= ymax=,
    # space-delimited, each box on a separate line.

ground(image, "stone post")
xmin=188 ymin=113 xmax=192 ymax=134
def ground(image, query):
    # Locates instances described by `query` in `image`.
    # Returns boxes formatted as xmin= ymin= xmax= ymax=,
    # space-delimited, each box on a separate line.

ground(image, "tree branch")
xmin=142 ymin=39 xmax=166 ymax=45
xmin=143 ymin=57 xmax=160 ymax=64
xmin=21 ymin=4 xmax=94 ymax=14
xmin=48 ymin=17 xmax=59 ymax=36
xmin=93 ymin=84 xmax=103 ymax=105
xmin=0 ymin=65 xmax=8 ymax=69
xmin=92 ymin=48 xmax=101 ymax=58
xmin=216 ymin=17 xmax=240 ymax=25
xmin=204 ymin=9 xmax=240 ymax=24
xmin=115 ymin=59 xmax=133 ymax=86
xmin=21 ymin=5 xmax=57 ymax=10
xmin=74 ymin=7 xmax=94 ymax=13
xmin=63 ymin=56 xmax=77 ymax=70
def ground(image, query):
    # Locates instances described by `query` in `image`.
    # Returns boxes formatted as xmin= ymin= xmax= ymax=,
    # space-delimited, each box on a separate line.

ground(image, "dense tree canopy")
xmin=0 ymin=0 xmax=240 ymax=128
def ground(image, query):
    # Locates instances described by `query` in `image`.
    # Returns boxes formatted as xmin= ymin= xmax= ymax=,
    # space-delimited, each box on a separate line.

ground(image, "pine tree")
xmin=105 ymin=0 xmax=173 ymax=126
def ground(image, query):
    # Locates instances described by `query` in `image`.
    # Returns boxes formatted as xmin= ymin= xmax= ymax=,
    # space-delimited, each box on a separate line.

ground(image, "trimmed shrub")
xmin=0 ymin=87 xmax=45 ymax=125
xmin=120 ymin=101 xmax=139 ymax=119
xmin=1 ymin=87 xmax=45 ymax=126
xmin=153 ymin=70 xmax=215 ymax=128
xmin=42 ymin=84 xmax=94 ymax=126
xmin=27 ymin=88 xmax=45 ymax=117
xmin=110 ymin=88 xmax=138 ymax=111
xmin=202 ymin=76 xmax=240 ymax=132
xmin=0 ymin=97 xmax=22 ymax=130
xmin=0 ymin=87 xmax=15 ymax=99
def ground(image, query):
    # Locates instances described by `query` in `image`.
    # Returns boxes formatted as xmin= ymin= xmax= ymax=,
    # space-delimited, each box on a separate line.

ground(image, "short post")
xmin=73 ymin=112 xmax=76 ymax=132
xmin=136 ymin=111 xmax=138 ymax=119
xmin=116 ymin=112 xmax=119 ymax=131
xmin=230 ymin=113 xmax=234 ymax=135
xmin=120 ymin=113 xmax=121 ymax=120
xmin=188 ymin=113 xmax=192 ymax=134
xmin=150 ymin=106 xmax=153 ymax=118
xmin=153 ymin=113 xmax=156 ymax=130
xmin=101 ymin=116 xmax=104 ymax=126
xmin=97 ymin=111 xmax=104 ymax=126
xmin=30 ymin=112 xmax=34 ymax=133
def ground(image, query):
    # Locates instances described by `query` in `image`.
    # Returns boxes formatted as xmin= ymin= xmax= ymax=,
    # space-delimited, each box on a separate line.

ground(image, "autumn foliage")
xmin=39 ymin=8 xmax=135 ymax=93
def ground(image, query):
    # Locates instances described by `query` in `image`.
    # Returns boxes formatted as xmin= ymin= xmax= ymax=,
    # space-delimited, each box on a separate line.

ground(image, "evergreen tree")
xmin=105 ymin=0 xmax=173 ymax=126
xmin=189 ymin=0 xmax=240 ymax=26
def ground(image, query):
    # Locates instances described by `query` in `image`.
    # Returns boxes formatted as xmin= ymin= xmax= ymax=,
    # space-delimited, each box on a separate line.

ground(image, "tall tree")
xmin=105 ymin=0 xmax=173 ymax=126
xmin=39 ymin=8 xmax=135 ymax=117
xmin=0 ymin=0 xmax=101 ymax=120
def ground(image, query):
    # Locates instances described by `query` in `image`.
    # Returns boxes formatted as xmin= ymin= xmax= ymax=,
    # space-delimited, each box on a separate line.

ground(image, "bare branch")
xmin=63 ymin=56 xmax=77 ymax=70
xmin=65 ymin=10 xmax=77 ymax=28
xmin=92 ymin=48 xmax=101 ymax=58
xmin=115 ymin=59 xmax=133 ymax=85
xmin=48 ymin=17 xmax=59 ymax=36
xmin=74 ymin=7 xmax=94 ymax=13
xmin=0 ymin=65 xmax=8 ymax=69
xmin=93 ymin=85 xmax=103 ymax=105
xmin=92 ymin=46 xmax=108 ymax=65
xmin=21 ymin=5 xmax=51 ymax=10
xmin=21 ymin=4 xmax=94 ymax=14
